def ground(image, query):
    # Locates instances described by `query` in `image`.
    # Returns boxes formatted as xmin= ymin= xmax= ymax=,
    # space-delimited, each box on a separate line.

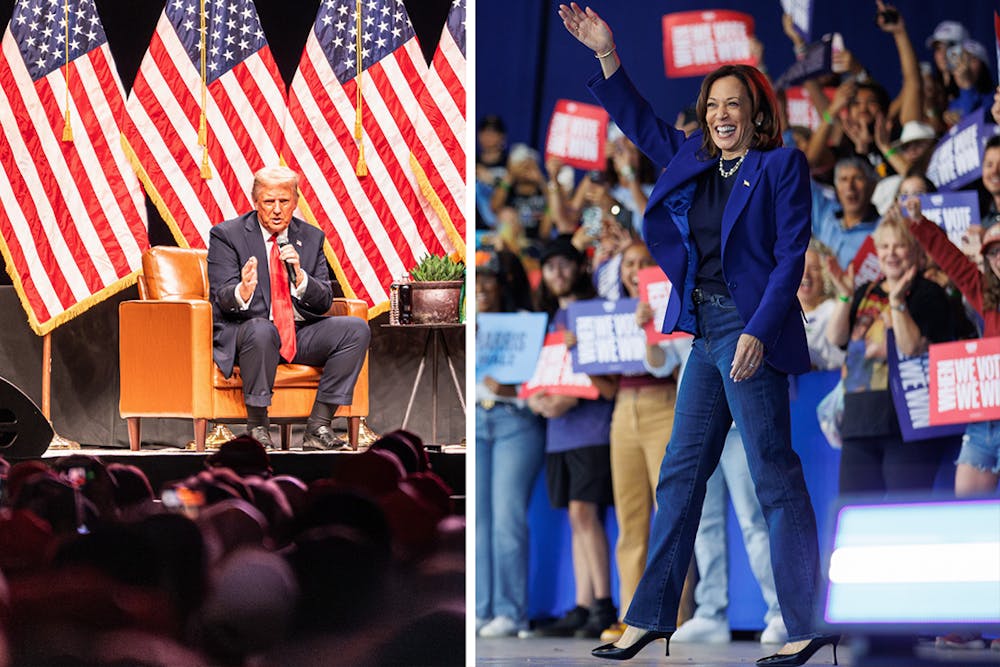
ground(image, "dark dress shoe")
xmin=302 ymin=425 xmax=349 ymax=451
xmin=247 ymin=425 xmax=273 ymax=447
xmin=533 ymin=605 xmax=589 ymax=637
xmin=756 ymin=635 xmax=839 ymax=666
xmin=592 ymin=629 xmax=671 ymax=660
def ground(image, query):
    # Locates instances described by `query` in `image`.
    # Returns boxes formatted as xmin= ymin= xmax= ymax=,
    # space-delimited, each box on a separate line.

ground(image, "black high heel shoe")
xmin=756 ymin=635 xmax=840 ymax=666
xmin=591 ymin=629 xmax=671 ymax=660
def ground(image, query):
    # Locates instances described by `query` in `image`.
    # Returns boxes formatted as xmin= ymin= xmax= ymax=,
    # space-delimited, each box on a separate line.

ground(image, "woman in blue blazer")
xmin=558 ymin=5 xmax=833 ymax=666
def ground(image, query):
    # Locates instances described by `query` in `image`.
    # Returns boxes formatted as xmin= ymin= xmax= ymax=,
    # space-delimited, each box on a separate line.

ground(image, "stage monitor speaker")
xmin=0 ymin=376 xmax=53 ymax=460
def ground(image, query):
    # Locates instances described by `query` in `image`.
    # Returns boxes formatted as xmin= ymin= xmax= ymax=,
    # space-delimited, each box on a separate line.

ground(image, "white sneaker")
xmin=479 ymin=615 xmax=525 ymax=638
xmin=476 ymin=617 xmax=489 ymax=633
xmin=760 ymin=616 xmax=788 ymax=644
xmin=670 ymin=616 xmax=730 ymax=643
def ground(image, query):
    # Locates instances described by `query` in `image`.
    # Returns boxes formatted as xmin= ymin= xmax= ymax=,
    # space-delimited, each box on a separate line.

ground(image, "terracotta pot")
xmin=409 ymin=280 xmax=463 ymax=324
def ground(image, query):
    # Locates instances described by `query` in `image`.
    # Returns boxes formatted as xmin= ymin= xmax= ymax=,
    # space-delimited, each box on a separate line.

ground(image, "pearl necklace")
xmin=718 ymin=153 xmax=746 ymax=178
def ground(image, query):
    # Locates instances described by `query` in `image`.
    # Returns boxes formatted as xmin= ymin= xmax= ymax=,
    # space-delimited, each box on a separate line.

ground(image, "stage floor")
xmin=475 ymin=636 xmax=1000 ymax=666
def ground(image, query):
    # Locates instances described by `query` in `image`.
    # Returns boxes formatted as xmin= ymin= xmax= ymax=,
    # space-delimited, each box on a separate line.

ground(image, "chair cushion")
xmin=142 ymin=247 xmax=210 ymax=301
xmin=213 ymin=364 xmax=323 ymax=389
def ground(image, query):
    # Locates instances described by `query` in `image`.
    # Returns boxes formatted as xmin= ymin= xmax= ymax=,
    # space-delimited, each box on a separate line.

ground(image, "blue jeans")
xmin=623 ymin=296 xmax=820 ymax=641
xmin=693 ymin=425 xmax=780 ymax=624
xmin=475 ymin=402 xmax=546 ymax=622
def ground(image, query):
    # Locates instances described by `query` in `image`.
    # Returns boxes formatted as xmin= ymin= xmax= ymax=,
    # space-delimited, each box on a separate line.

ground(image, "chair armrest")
xmin=119 ymin=300 xmax=215 ymax=418
xmin=326 ymin=298 xmax=368 ymax=319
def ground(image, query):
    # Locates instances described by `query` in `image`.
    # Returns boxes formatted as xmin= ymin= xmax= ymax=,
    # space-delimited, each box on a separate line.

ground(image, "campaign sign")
xmin=927 ymin=113 xmax=1000 ymax=191
xmin=781 ymin=0 xmax=812 ymax=41
xmin=784 ymin=86 xmax=836 ymax=130
xmin=995 ymin=11 xmax=1000 ymax=78
xmin=637 ymin=266 xmax=690 ymax=344
xmin=887 ymin=330 xmax=966 ymax=442
xmin=773 ymin=36 xmax=832 ymax=90
xmin=918 ymin=191 xmax=980 ymax=248
xmin=476 ymin=312 xmax=548 ymax=384
xmin=567 ymin=298 xmax=647 ymax=375
xmin=662 ymin=10 xmax=755 ymax=78
xmin=929 ymin=337 xmax=1000 ymax=426
xmin=850 ymin=236 xmax=882 ymax=290
xmin=518 ymin=331 xmax=600 ymax=400
xmin=544 ymin=99 xmax=609 ymax=172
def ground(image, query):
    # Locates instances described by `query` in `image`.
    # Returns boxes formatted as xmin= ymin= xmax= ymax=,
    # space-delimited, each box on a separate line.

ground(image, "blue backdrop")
xmin=477 ymin=1 xmax=1000 ymax=151
xmin=523 ymin=370 xmax=960 ymax=629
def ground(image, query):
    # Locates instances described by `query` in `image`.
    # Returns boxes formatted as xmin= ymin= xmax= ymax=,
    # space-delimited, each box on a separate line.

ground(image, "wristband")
xmin=595 ymin=45 xmax=616 ymax=59
xmin=837 ymin=294 xmax=850 ymax=303
xmin=885 ymin=147 xmax=898 ymax=158
xmin=822 ymin=111 xmax=834 ymax=124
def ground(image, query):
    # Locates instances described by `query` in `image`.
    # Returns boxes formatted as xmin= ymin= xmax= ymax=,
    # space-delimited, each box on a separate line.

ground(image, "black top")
xmin=688 ymin=157 xmax=739 ymax=296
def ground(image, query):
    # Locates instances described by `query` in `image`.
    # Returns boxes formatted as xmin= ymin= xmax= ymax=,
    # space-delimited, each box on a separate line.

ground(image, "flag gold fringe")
xmin=0 ymin=226 xmax=141 ymax=336
xmin=120 ymin=133 xmax=193 ymax=249
xmin=408 ymin=153 xmax=466 ymax=259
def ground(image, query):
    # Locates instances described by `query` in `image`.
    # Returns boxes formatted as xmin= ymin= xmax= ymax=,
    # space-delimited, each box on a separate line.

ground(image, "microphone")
xmin=276 ymin=232 xmax=296 ymax=286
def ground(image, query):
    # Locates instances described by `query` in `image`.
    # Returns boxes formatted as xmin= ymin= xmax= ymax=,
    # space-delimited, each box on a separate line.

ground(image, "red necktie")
xmin=269 ymin=234 xmax=297 ymax=362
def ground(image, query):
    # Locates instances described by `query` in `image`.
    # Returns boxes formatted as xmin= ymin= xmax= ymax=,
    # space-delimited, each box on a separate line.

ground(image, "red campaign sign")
xmin=928 ymin=337 xmax=1000 ymax=425
xmin=784 ymin=86 xmax=836 ymax=131
xmin=850 ymin=235 xmax=882 ymax=290
xmin=637 ymin=266 xmax=691 ymax=344
xmin=518 ymin=331 xmax=600 ymax=400
xmin=544 ymin=99 xmax=609 ymax=171
xmin=662 ymin=10 xmax=755 ymax=79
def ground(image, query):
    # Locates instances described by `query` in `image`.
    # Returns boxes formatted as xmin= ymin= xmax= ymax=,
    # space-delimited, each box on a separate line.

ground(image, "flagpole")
xmin=41 ymin=332 xmax=78 ymax=451
xmin=41 ymin=333 xmax=51 ymax=419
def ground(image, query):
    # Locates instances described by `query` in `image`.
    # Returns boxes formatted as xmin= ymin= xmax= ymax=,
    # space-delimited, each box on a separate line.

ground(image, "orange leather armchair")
xmin=119 ymin=246 xmax=369 ymax=451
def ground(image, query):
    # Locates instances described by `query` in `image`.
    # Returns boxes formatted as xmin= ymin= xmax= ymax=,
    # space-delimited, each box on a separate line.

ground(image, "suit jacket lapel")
xmin=721 ymin=150 xmax=760 ymax=254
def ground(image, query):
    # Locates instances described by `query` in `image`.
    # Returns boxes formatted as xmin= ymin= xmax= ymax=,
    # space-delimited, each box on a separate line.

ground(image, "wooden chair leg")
xmin=348 ymin=416 xmax=360 ymax=451
xmin=127 ymin=417 xmax=141 ymax=451
xmin=194 ymin=418 xmax=207 ymax=452
xmin=280 ymin=424 xmax=291 ymax=451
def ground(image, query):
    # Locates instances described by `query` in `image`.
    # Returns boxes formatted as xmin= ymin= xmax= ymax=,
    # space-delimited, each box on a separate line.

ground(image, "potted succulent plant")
xmin=407 ymin=253 xmax=465 ymax=324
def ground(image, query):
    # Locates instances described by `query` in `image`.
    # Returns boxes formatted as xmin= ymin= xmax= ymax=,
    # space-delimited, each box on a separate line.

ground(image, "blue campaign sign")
xmin=567 ymin=298 xmax=646 ymax=375
xmin=476 ymin=312 xmax=548 ymax=384
xmin=918 ymin=191 xmax=980 ymax=248
xmin=927 ymin=114 xmax=1000 ymax=191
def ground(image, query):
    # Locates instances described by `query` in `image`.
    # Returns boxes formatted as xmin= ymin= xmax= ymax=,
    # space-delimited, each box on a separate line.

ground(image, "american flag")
xmin=284 ymin=0 xmax=464 ymax=312
xmin=413 ymin=0 xmax=465 ymax=245
xmin=121 ymin=0 xmax=286 ymax=249
xmin=0 ymin=0 xmax=149 ymax=335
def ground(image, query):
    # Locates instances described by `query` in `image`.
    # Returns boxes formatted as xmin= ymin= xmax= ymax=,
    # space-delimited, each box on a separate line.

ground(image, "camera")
xmin=946 ymin=44 xmax=963 ymax=71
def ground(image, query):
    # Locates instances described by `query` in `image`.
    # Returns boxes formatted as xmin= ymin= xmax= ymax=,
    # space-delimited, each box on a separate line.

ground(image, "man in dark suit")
xmin=207 ymin=166 xmax=370 ymax=450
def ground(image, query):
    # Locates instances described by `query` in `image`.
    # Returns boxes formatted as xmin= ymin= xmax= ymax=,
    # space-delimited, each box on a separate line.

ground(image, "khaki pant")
xmin=610 ymin=382 xmax=693 ymax=623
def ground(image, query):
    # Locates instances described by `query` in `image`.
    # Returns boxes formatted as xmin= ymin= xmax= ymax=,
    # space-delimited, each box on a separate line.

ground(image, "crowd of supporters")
xmin=0 ymin=430 xmax=463 ymax=666
xmin=475 ymin=5 xmax=999 ymax=650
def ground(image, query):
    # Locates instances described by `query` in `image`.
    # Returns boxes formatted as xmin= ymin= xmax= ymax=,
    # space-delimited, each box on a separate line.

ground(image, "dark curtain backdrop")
xmin=477 ymin=0 xmax=1000 ymax=150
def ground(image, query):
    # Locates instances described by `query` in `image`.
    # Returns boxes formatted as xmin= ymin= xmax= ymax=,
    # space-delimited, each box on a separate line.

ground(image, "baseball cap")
xmin=925 ymin=20 xmax=968 ymax=48
xmin=981 ymin=224 xmax=1000 ymax=254
xmin=540 ymin=235 xmax=585 ymax=266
